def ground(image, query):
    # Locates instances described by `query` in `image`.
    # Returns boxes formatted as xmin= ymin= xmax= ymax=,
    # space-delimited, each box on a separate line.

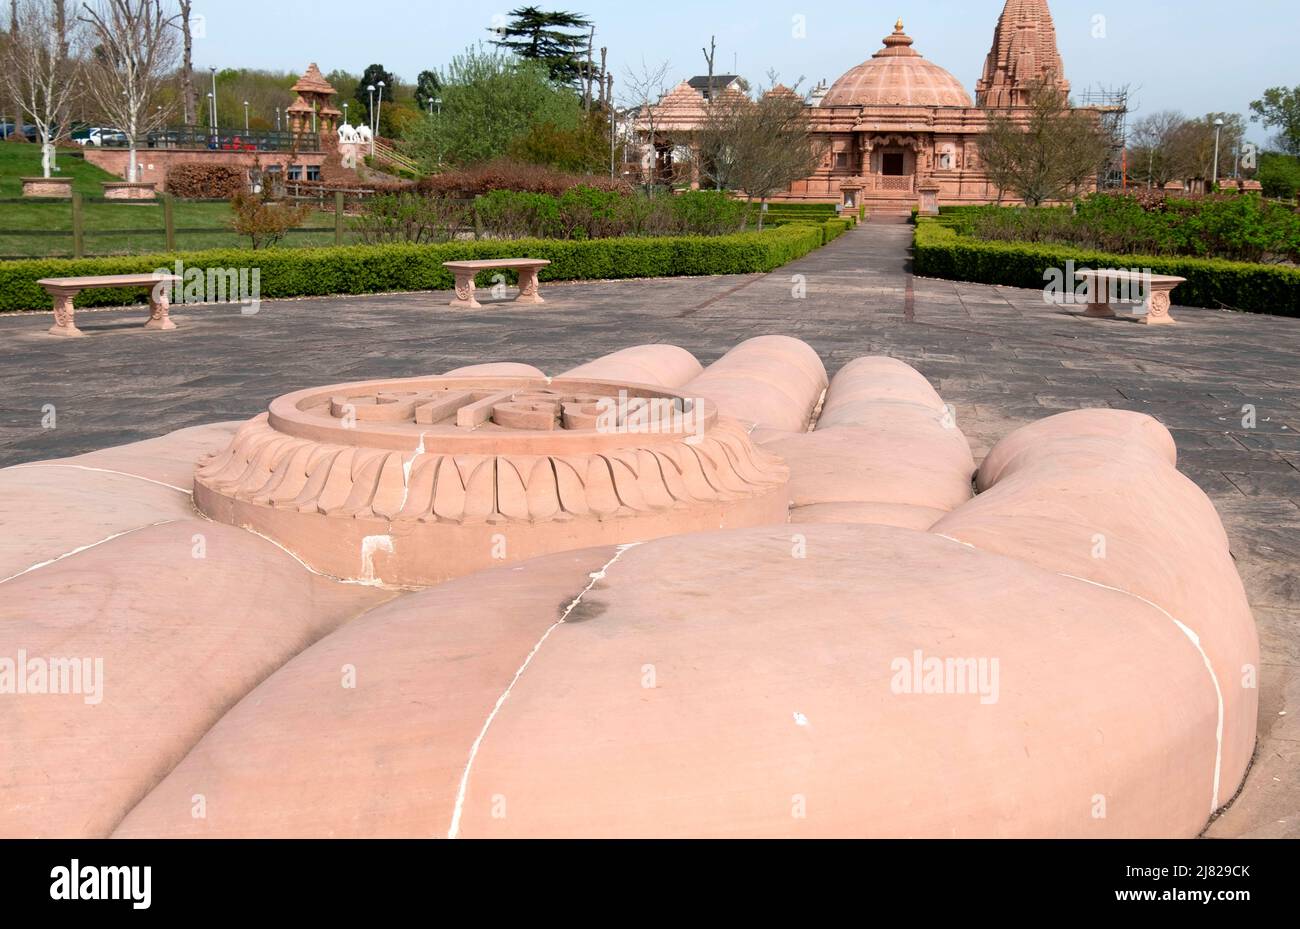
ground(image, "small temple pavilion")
xmin=287 ymin=63 xmax=343 ymax=135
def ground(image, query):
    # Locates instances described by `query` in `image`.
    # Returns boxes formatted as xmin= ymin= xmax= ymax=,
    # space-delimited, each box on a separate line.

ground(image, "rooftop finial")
xmin=895 ymin=17 xmax=905 ymax=32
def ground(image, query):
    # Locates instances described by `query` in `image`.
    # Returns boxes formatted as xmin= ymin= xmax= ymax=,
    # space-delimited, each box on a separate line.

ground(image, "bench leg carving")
xmin=144 ymin=288 xmax=177 ymax=331
xmin=47 ymin=290 xmax=85 ymax=338
xmin=514 ymin=267 xmax=545 ymax=305
xmin=1139 ymin=288 xmax=1177 ymax=325
xmin=1082 ymin=296 xmax=1116 ymax=318
xmin=449 ymin=271 xmax=481 ymax=309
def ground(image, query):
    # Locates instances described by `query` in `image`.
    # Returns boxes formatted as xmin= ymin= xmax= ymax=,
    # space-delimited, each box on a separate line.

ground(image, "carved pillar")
xmin=450 ymin=270 xmax=481 ymax=309
xmin=46 ymin=288 xmax=85 ymax=337
xmin=1139 ymin=288 xmax=1178 ymax=325
xmin=514 ymin=267 xmax=545 ymax=305
xmin=145 ymin=286 xmax=177 ymax=331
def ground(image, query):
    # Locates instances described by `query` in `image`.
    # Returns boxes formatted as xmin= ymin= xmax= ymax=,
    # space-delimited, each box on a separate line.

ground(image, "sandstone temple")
xmin=633 ymin=0 xmax=1085 ymax=214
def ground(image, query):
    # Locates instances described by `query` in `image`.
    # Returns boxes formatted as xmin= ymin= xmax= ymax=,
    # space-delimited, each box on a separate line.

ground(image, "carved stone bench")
xmin=37 ymin=273 xmax=182 ymax=338
xmin=1075 ymin=269 xmax=1187 ymax=326
xmin=442 ymin=259 xmax=551 ymax=309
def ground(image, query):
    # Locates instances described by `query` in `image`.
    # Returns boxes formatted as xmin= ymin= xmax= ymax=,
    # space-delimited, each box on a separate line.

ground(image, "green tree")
xmin=414 ymin=69 xmax=441 ymax=113
xmin=1257 ymin=152 xmax=1300 ymax=200
xmin=489 ymin=6 xmax=591 ymax=87
xmin=1250 ymin=86 xmax=1300 ymax=156
xmin=400 ymin=45 xmax=582 ymax=169
xmin=508 ymin=110 xmax=610 ymax=172
xmin=354 ymin=63 xmax=396 ymax=126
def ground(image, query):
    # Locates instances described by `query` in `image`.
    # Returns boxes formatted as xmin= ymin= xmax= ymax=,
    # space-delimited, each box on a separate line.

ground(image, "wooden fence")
xmin=0 ymin=191 xmax=352 ymax=260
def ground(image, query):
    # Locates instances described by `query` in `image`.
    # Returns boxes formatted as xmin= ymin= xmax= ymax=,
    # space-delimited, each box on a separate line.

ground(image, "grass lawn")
xmin=0 ymin=144 xmax=347 ymax=258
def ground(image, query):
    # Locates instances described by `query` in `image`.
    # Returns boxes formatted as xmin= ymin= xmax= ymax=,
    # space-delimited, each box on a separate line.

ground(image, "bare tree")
xmin=1130 ymin=110 xmax=1186 ymax=188
xmin=978 ymin=74 xmax=1108 ymax=205
xmin=621 ymin=57 xmax=671 ymax=189
xmin=2 ymin=0 xmax=84 ymax=176
xmin=177 ymin=0 xmax=193 ymax=125
xmin=79 ymin=0 xmax=179 ymax=182
xmin=692 ymin=79 xmax=750 ymax=192
xmin=1169 ymin=112 xmax=1246 ymax=184
xmin=728 ymin=78 xmax=824 ymax=228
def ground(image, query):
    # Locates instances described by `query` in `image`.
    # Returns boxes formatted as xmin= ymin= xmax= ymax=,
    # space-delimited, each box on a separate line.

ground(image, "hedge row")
xmin=0 ymin=225 xmax=827 ymax=312
xmin=913 ymin=220 xmax=1300 ymax=317
xmin=782 ymin=217 xmax=854 ymax=244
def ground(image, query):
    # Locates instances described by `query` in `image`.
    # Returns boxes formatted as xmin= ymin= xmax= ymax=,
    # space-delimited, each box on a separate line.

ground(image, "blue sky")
xmin=191 ymin=0 xmax=1296 ymax=143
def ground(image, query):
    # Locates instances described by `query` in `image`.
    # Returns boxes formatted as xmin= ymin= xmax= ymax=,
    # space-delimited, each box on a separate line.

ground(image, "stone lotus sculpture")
xmin=0 ymin=336 xmax=1258 ymax=838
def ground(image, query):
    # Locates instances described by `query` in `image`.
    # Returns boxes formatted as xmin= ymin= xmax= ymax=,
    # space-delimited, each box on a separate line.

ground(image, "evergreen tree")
xmin=354 ymin=63 xmax=396 ymax=124
xmin=415 ymin=69 xmax=442 ymax=112
xmin=489 ymin=6 xmax=592 ymax=87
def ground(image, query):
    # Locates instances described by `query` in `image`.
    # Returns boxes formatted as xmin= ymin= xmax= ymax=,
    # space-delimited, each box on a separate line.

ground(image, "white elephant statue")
xmin=337 ymin=123 xmax=360 ymax=144
xmin=357 ymin=124 xmax=373 ymax=143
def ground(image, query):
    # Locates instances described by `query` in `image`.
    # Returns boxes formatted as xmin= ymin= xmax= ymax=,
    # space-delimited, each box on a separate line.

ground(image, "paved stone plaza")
xmin=1 ymin=224 xmax=1296 ymax=837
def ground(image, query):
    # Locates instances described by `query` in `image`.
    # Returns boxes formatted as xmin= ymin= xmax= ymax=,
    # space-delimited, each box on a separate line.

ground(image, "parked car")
xmin=72 ymin=127 xmax=129 ymax=147
xmin=1 ymin=121 xmax=35 ymax=140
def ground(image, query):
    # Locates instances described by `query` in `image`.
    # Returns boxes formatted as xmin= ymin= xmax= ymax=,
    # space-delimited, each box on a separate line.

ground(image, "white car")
xmin=73 ymin=127 xmax=129 ymax=147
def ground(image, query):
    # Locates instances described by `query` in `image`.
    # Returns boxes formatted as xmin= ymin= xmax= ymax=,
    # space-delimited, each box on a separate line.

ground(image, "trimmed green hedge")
xmin=913 ymin=220 xmax=1300 ymax=317
xmin=783 ymin=217 xmax=853 ymax=245
xmin=0 ymin=225 xmax=826 ymax=312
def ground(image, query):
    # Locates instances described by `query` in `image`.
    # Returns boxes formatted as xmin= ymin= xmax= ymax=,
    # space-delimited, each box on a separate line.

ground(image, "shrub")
xmin=961 ymin=193 xmax=1300 ymax=264
xmin=473 ymin=189 xmax=563 ymax=239
xmin=469 ymin=187 xmax=750 ymax=239
xmin=0 ymin=225 xmax=826 ymax=312
xmin=415 ymin=158 xmax=630 ymax=198
xmin=165 ymin=163 xmax=247 ymax=199
xmin=671 ymin=190 xmax=746 ymax=236
xmin=229 ymin=189 xmax=314 ymax=250
xmin=914 ymin=219 xmax=1300 ymax=317
xmin=349 ymin=192 xmax=470 ymax=245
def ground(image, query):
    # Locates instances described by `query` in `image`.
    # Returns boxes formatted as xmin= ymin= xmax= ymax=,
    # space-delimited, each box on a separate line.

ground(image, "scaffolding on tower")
xmin=1078 ymin=85 xmax=1130 ymax=191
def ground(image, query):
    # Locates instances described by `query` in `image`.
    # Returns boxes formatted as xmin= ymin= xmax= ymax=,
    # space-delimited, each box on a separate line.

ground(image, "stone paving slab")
xmin=1 ymin=223 xmax=1297 ymax=837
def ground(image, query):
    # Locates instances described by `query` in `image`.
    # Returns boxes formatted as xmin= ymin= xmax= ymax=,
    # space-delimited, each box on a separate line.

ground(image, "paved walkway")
xmin=1 ymin=225 xmax=1296 ymax=836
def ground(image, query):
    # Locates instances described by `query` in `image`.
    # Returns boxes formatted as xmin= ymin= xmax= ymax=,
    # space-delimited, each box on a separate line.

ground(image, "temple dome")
xmin=821 ymin=20 xmax=973 ymax=109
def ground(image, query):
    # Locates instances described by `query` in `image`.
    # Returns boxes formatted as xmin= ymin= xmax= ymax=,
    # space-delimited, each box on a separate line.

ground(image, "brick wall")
xmin=83 ymin=148 xmax=328 ymax=188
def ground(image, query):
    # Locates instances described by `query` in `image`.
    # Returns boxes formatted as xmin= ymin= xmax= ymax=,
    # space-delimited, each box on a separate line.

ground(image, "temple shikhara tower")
xmin=976 ymin=0 xmax=1071 ymax=107
xmin=631 ymin=0 xmax=1089 ymax=214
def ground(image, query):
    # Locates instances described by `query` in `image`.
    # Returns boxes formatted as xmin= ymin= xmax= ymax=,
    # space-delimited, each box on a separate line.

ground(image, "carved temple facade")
xmin=631 ymin=1 xmax=1084 ymax=213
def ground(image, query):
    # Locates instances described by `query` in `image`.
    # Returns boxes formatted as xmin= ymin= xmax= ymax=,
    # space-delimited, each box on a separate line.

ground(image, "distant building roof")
xmin=687 ymin=75 xmax=740 ymax=98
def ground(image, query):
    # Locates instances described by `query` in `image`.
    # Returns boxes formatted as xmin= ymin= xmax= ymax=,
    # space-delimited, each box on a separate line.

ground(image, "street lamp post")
xmin=343 ymin=101 xmax=349 ymax=127
xmin=376 ymin=80 xmax=386 ymax=140
xmin=243 ymin=101 xmax=249 ymax=132
xmin=275 ymin=106 xmax=281 ymax=132
xmin=206 ymin=92 xmax=215 ymax=141
xmin=1212 ymin=118 xmax=1225 ymax=190
xmin=209 ymin=67 xmax=217 ymax=130
xmin=366 ymin=84 xmax=376 ymax=155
